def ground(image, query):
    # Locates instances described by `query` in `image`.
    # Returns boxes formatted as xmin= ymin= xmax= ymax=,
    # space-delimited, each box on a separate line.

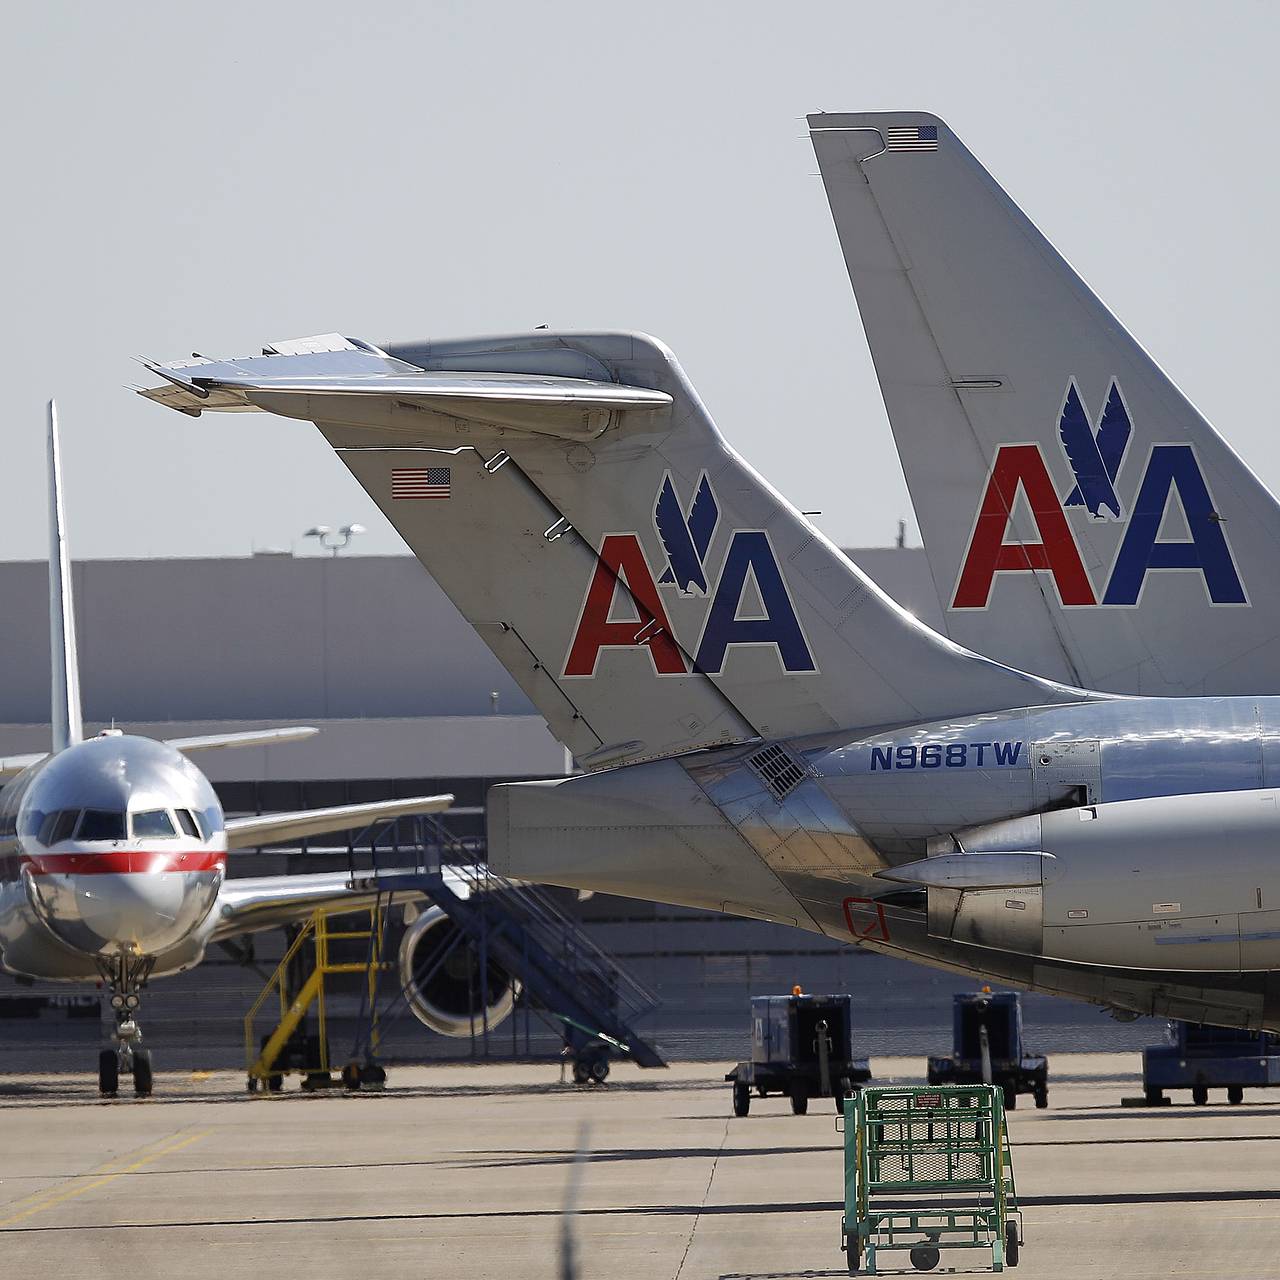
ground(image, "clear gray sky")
xmin=5 ymin=1 xmax=1277 ymax=558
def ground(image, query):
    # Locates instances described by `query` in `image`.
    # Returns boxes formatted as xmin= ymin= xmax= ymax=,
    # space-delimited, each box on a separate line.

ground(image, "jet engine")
xmin=397 ymin=905 xmax=517 ymax=1037
xmin=883 ymin=788 xmax=1280 ymax=974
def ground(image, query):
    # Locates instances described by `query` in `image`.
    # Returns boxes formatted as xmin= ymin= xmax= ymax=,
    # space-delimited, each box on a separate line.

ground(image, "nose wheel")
xmin=97 ymin=955 xmax=155 ymax=1098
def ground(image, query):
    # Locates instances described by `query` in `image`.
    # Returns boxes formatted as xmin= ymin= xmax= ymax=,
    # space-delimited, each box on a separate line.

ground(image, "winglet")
xmin=47 ymin=401 xmax=83 ymax=751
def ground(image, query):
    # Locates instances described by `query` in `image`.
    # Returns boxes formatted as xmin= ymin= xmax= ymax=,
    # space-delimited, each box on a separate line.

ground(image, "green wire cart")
xmin=841 ymin=1083 xmax=1023 ymax=1273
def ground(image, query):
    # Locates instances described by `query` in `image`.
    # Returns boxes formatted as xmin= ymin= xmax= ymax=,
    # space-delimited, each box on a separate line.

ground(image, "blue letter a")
xmin=694 ymin=532 xmax=816 ymax=673
xmin=1103 ymin=445 xmax=1246 ymax=605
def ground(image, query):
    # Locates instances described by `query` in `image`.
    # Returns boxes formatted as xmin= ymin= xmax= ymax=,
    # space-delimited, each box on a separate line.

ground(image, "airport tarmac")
xmin=0 ymin=1053 xmax=1275 ymax=1279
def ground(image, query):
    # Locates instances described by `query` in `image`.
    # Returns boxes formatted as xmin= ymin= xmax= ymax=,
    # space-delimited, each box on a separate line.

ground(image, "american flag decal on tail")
xmin=391 ymin=467 xmax=451 ymax=500
xmin=887 ymin=124 xmax=939 ymax=152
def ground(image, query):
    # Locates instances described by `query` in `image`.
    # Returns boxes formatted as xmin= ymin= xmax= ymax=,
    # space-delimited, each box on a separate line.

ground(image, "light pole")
xmin=304 ymin=524 xmax=366 ymax=557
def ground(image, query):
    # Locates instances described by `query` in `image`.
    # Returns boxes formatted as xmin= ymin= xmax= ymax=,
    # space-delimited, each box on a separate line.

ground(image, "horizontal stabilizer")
xmin=875 ymin=851 xmax=1053 ymax=890
xmin=225 ymin=793 xmax=453 ymax=850
xmin=140 ymin=339 xmax=671 ymax=440
xmin=153 ymin=329 xmax=1086 ymax=763
xmin=165 ymin=726 xmax=319 ymax=755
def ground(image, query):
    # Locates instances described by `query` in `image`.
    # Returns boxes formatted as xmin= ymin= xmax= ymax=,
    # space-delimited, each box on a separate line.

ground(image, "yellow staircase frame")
xmin=244 ymin=906 xmax=386 ymax=1087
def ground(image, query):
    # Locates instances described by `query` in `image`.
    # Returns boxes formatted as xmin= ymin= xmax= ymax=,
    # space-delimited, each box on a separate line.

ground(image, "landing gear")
xmin=132 ymin=1047 xmax=153 ymax=1098
xmin=97 ymin=953 xmax=155 ymax=1099
xmin=98 ymin=1049 xmax=118 ymax=1097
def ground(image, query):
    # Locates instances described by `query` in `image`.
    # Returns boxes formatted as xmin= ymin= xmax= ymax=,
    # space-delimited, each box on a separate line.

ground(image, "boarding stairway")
xmin=372 ymin=812 xmax=666 ymax=1072
xmin=245 ymin=809 xmax=666 ymax=1081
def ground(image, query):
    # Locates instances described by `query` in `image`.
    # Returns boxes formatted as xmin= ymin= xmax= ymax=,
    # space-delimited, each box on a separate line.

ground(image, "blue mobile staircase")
xmin=348 ymin=812 xmax=667 ymax=1078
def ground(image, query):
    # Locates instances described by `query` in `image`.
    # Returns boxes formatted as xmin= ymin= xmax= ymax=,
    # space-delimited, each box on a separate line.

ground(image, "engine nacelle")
xmin=926 ymin=788 xmax=1280 ymax=973
xmin=397 ymin=905 xmax=517 ymax=1037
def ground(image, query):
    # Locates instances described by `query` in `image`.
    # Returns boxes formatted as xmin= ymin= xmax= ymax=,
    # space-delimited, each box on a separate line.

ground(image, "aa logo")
xmin=564 ymin=473 xmax=817 ymax=677
xmin=953 ymin=379 xmax=1246 ymax=609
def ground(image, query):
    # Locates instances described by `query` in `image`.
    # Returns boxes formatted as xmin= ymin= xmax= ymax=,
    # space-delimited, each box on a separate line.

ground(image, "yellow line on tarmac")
xmin=0 ymin=1129 xmax=210 ymax=1228
xmin=0 ymin=1131 xmax=186 ymax=1216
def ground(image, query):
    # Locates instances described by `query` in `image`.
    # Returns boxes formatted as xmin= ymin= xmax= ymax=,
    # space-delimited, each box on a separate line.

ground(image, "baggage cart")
xmin=726 ymin=992 xmax=870 ymax=1115
xmin=926 ymin=990 xmax=1048 ymax=1109
xmin=842 ymin=1083 xmax=1023 ymax=1273
xmin=1143 ymin=1020 xmax=1280 ymax=1105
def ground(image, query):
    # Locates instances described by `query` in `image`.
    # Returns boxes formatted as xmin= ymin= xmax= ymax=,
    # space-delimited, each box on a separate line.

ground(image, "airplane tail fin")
xmin=47 ymin=401 xmax=83 ymax=752
xmin=810 ymin=112 xmax=1280 ymax=695
xmin=141 ymin=333 xmax=1085 ymax=766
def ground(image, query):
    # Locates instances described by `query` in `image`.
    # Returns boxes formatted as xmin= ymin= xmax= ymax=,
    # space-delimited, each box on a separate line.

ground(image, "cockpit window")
xmin=18 ymin=810 xmax=44 ymax=839
xmin=40 ymin=810 xmax=82 ymax=845
xmin=76 ymin=810 xmax=126 ymax=842
xmin=201 ymin=805 xmax=222 ymax=836
xmin=175 ymin=809 xmax=200 ymax=839
xmin=131 ymin=809 xmax=176 ymax=839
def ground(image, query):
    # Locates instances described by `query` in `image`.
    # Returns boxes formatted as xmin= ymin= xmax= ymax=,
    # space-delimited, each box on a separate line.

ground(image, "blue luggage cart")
xmin=1143 ymin=1021 xmax=1280 ymax=1105
xmin=727 ymin=993 xmax=871 ymax=1115
xmin=926 ymin=991 xmax=1048 ymax=1110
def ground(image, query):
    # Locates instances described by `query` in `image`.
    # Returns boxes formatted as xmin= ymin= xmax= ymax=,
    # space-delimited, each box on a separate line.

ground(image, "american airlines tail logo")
xmin=952 ymin=379 xmax=1246 ymax=609
xmin=564 ymin=474 xmax=817 ymax=677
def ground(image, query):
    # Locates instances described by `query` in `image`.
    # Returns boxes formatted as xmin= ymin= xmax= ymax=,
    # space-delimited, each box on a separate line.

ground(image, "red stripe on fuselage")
xmin=22 ymin=850 xmax=226 ymax=875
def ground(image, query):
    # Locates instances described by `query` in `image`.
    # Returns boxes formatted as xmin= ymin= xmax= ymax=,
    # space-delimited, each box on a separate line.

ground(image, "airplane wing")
xmin=164 ymin=726 xmax=318 ymax=754
xmin=0 ymin=728 xmax=322 ymax=779
xmin=139 ymin=337 xmax=671 ymax=439
xmin=209 ymin=863 xmax=477 ymax=940
xmin=0 ymin=752 xmax=47 ymax=779
xmin=225 ymin=793 xmax=454 ymax=850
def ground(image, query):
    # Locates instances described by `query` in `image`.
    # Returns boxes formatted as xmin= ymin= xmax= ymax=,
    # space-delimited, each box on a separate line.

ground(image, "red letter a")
xmin=564 ymin=534 xmax=688 ymax=676
xmin=952 ymin=445 xmax=1096 ymax=608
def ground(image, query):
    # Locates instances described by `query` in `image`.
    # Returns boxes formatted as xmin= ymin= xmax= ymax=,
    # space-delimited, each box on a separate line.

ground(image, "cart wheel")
xmin=1002 ymin=1082 xmax=1017 ymax=1109
xmin=267 ymin=1072 xmax=284 ymax=1093
xmin=790 ymin=1089 xmax=809 ymax=1115
xmin=833 ymin=1086 xmax=847 ymax=1115
xmin=845 ymin=1233 xmax=862 ymax=1274
xmin=733 ymin=1082 xmax=750 ymax=1117
xmin=1192 ymin=1083 xmax=1209 ymax=1106
xmin=1228 ymin=1085 xmax=1244 ymax=1105
xmin=909 ymin=1244 xmax=940 ymax=1270
xmin=1004 ymin=1221 xmax=1019 ymax=1266
xmin=1144 ymin=1085 xmax=1164 ymax=1106
xmin=1034 ymin=1083 xmax=1048 ymax=1110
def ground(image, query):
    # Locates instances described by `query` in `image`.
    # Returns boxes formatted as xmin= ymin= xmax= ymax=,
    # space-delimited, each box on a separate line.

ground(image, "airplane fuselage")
xmin=0 ymin=733 xmax=226 ymax=982
xmin=493 ymin=693 xmax=1280 ymax=1032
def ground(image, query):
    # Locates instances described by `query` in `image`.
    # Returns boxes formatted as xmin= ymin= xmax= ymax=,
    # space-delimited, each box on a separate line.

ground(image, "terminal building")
xmin=0 ymin=549 xmax=1152 ymax=1071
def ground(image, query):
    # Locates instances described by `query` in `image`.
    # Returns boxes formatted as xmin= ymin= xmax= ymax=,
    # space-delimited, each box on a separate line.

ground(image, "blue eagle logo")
xmin=654 ymin=472 xmax=719 ymax=595
xmin=1058 ymin=379 xmax=1132 ymax=519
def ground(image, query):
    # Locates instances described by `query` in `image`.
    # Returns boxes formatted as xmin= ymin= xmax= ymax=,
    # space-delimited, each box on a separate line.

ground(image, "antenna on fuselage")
xmin=47 ymin=401 xmax=83 ymax=752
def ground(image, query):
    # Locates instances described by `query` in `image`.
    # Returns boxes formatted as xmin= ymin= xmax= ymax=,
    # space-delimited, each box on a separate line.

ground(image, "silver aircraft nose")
xmin=25 ymin=868 xmax=222 ymax=956
xmin=74 ymin=873 xmax=188 ymax=951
